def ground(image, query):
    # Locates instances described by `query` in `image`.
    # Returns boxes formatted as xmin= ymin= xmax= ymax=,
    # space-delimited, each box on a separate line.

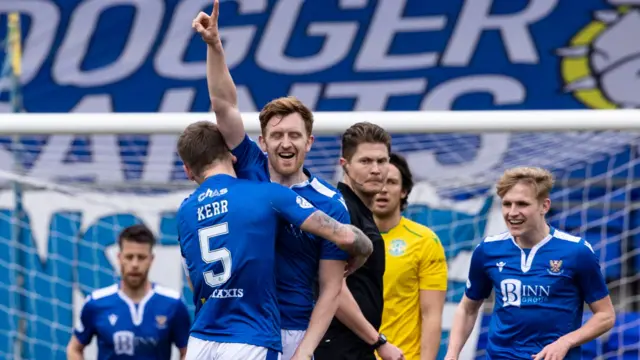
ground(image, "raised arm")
xmin=192 ymin=0 xmax=245 ymax=149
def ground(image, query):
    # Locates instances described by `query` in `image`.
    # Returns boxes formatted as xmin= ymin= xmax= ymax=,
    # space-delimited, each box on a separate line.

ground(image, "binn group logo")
xmin=500 ymin=278 xmax=551 ymax=308
xmin=558 ymin=2 xmax=639 ymax=109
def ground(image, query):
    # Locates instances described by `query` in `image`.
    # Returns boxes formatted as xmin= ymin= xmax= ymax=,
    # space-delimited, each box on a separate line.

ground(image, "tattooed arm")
xmin=300 ymin=211 xmax=373 ymax=258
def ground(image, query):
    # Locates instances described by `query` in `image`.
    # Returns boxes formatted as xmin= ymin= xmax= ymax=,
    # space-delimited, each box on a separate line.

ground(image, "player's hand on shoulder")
xmin=376 ymin=342 xmax=405 ymax=360
xmin=192 ymin=0 xmax=221 ymax=47
xmin=532 ymin=337 xmax=571 ymax=360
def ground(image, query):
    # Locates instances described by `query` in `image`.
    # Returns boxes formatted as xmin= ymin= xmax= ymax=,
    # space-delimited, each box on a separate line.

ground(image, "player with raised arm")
xmin=444 ymin=167 xmax=615 ymax=360
xmin=192 ymin=2 xmax=364 ymax=359
xmin=176 ymin=121 xmax=373 ymax=360
xmin=66 ymin=224 xmax=190 ymax=360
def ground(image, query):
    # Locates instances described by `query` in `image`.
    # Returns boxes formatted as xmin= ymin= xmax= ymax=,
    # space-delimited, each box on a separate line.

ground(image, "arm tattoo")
xmin=308 ymin=211 xmax=344 ymax=237
xmin=305 ymin=211 xmax=373 ymax=256
xmin=347 ymin=225 xmax=374 ymax=257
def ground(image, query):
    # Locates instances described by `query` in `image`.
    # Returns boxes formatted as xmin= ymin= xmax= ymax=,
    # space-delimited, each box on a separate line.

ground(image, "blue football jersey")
xmin=177 ymin=174 xmax=319 ymax=352
xmin=465 ymin=227 xmax=609 ymax=360
xmin=231 ymin=134 xmax=350 ymax=330
xmin=73 ymin=283 xmax=190 ymax=360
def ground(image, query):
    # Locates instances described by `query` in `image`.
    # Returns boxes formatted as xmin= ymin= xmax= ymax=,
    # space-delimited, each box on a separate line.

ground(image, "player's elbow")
xmin=66 ymin=337 xmax=84 ymax=359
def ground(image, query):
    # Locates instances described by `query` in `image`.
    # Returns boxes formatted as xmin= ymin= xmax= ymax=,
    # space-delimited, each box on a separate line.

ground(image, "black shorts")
xmin=314 ymin=332 xmax=376 ymax=360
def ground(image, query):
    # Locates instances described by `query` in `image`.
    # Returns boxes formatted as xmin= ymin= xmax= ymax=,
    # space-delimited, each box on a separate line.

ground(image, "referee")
xmin=314 ymin=122 xmax=404 ymax=360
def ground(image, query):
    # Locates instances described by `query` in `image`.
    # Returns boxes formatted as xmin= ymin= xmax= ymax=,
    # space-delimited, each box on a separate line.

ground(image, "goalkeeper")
xmin=445 ymin=166 xmax=615 ymax=360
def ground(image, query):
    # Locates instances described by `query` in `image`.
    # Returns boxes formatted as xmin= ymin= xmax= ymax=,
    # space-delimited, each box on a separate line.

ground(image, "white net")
xmin=0 ymin=125 xmax=639 ymax=360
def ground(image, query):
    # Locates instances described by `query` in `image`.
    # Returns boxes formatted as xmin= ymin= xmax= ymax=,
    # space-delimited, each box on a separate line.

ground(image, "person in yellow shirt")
xmin=372 ymin=153 xmax=448 ymax=360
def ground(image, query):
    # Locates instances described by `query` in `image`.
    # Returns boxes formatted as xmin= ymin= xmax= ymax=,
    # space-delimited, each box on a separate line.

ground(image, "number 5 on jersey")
xmin=198 ymin=223 xmax=232 ymax=287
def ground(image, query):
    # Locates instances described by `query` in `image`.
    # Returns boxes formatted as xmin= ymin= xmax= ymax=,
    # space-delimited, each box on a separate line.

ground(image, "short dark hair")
xmin=118 ymin=224 xmax=156 ymax=249
xmin=390 ymin=152 xmax=413 ymax=211
xmin=259 ymin=96 xmax=313 ymax=136
xmin=177 ymin=121 xmax=230 ymax=178
xmin=341 ymin=122 xmax=391 ymax=160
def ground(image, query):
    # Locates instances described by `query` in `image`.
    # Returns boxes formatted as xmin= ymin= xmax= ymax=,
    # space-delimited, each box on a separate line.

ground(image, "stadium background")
xmin=1 ymin=0 xmax=639 ymax=359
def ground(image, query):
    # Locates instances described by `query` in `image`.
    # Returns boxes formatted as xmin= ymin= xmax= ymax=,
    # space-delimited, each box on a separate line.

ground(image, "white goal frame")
xmin=0 ymin=109 xmax=639 ymax=134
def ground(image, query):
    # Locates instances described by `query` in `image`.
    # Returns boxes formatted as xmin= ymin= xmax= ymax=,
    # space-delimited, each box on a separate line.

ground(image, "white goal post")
xmin=0 ymin=109 xmax=639 ymax=134
xmin=1 ymin=109 xmax=639 ymax=360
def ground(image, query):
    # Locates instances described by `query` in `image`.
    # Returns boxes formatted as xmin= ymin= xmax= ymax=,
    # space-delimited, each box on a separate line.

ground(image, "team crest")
xmin=388 ymin=239 xmax=407 ymax=257
xmin=155 ymin=315 xmax=167 ymax=329
xmin=548 ymin=260 xmax=564 ymax=275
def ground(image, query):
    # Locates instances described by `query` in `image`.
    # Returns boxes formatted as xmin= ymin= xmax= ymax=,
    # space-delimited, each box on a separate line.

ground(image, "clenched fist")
xmin=192 ymin=0 xmax=221 ymax=47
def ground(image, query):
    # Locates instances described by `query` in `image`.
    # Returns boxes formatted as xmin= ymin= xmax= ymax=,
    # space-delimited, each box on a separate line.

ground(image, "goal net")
xmin=0 ymin=111 xmax=639 ymax=360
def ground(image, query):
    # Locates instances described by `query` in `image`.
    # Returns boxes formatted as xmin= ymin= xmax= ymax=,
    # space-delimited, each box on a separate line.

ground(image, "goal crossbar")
xmin=1 ymin=109 xmax=639 ymax=134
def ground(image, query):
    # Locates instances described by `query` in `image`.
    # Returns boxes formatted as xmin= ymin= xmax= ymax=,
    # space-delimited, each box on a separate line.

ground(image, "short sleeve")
xmin=418 ymin=232 xmax=448 ymax=291
xmin=267 ymin=183 xmax=318 ymax=227
xmin=319 ymin=198 xmax=350 ymax=261
xmin=170 ymin=300 xmax=191 ymax=349
xmin=576 ymin=240 xmax=610 ymax=304
xmin=73 ymin=296 xmax=96 ymax=345
xmin=464 ymin=243 xmax=492 ymax=300
xmin=231 ymin=134 xmax=270 ymax=182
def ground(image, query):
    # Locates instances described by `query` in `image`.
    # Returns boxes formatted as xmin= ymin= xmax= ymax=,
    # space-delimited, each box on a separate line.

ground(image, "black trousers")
xmin=314 ymin=331 xmax=376 ymax=360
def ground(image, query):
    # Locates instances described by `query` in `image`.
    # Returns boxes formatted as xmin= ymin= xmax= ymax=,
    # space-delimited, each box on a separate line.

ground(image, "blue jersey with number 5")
xmin=177 ymin=174 xmax=317 ymax=353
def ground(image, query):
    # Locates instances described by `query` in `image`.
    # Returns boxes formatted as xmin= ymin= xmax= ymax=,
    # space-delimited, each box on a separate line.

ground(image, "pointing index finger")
xmin=211 ymin=0 xmax=219 ymax=22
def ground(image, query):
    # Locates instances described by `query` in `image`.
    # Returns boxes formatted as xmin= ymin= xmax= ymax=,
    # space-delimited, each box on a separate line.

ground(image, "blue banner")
xmin=0 ymin=0 xmax=635 ymax=113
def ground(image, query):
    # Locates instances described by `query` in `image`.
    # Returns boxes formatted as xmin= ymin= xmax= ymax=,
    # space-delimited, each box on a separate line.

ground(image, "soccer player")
xmin=192 ymin=2 xmax=357 ymax=359
xmin=176 ymin=121 xmax=373 ymax=360
xmin=315 ymin=123 xmax=404 ymax=360
xmin=372 ymin=153 xmax=447 ymax=360
xmin=444 ymin=167 xmax=616 ymax=360
xmin=66 ymin=224 xmax=191 ymax=360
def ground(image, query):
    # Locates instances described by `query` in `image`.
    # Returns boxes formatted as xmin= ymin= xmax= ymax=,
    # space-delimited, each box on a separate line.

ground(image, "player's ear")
xmin=305 ymin=134 xmax=314 ymax=152
xmin=339 ymin=157 xmax=347 ymax=167
xmin=258 ymin=134 xmax=267 ymax=152
xmin=182 ymin=164 xmax=193 ymax=181
xmin=230 ymin=154 xmax=237 ymax=164
xmin=541 ymin=198 xmax=551 ymax=215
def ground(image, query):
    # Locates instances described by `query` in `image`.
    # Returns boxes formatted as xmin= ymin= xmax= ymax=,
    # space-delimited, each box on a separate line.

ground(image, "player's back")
xmin=468 ymin=228 xmax=609 ymax=359
xmin=277 ymin=175 xmax=350 ymax=330
xmin=178 ymin=174 xmax=285 ymax=352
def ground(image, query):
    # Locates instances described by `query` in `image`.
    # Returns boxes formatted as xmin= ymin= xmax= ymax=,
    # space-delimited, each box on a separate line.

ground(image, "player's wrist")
xmin=371 ymin=333 xmax=387 ymax=350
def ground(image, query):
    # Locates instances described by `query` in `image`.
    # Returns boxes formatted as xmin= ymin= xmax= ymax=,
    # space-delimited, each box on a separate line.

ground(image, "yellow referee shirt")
xmin=378 ymin=217 xmax=447 ymax=360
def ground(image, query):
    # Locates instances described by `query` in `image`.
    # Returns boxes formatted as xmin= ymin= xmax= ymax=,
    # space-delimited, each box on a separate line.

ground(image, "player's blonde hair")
xmin=496 ymin=166 xmax=555 ymax=201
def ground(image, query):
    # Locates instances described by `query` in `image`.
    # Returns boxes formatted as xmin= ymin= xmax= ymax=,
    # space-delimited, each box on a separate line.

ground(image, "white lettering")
xmin=325 ymin=79 xmax=427 ymax=111
xmin=158 ymin=88 xmax=196 ymax=112
xmin=256 ymin=0 xmax=357 ymax=74
xmin=355 ymin=0 xmax=446 ymax=71
xmin=237 ymin=86 xmax=259 ymax=112
xmin=421 ymin=75 xmax=525 ymax=110
xmin=72 ymin=94 xmax=114 ymax=112
xmin=289 ymin=83 xmax=323 ymax=110
xmin=155 ymin=0 xmax=257 ymax=79
xmin=141 ymin=135 xmax=179 ymax=183
xmin=197 ymin=200 xmax=229 ymax=221
xmin=210 ymin=288 xmax=244 ymax=298
xmin=28 ymin=135 xmax=125 ymax=183
xmin=0 ymin=1 xmax=59 ymax=90
xmin=442 ymin=0 xmax=559 ymax=66
xmin=53 ymin=0 xmax=164 ymax=86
